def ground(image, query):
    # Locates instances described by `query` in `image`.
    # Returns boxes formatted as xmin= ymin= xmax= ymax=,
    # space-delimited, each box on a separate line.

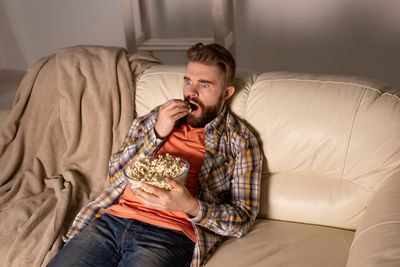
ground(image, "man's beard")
xmin=183 ymin=95 xmax=224 ymax=128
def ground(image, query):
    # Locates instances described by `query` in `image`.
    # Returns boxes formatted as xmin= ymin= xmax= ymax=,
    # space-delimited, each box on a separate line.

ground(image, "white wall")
xmin=0 ymin=0 xmax=125 ymax=70
xmin=235 ymin=0 xmax=400 ymax=89
xmin=1 ymin=0 xmax=399 ymax=89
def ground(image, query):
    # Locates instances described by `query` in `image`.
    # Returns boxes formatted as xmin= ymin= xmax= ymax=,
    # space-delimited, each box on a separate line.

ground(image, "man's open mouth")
xmin=189 ymin=102 xmax=200 ymax=113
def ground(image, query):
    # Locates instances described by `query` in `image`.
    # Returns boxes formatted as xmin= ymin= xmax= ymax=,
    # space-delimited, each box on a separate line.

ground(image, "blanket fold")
xmin=0 ymin=45 xmax=160 ymax=266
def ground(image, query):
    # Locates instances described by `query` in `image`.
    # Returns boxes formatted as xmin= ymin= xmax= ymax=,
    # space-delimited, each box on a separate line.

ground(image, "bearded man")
xmin=48 ymin=43 xmax=262 ymax=267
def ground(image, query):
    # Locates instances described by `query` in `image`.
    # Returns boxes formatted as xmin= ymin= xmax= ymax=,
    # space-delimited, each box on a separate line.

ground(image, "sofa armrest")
xmin=346 ymin=171 xmax=400 ymax=267
xmin=0 ymin=109 xmax=11 ymax=130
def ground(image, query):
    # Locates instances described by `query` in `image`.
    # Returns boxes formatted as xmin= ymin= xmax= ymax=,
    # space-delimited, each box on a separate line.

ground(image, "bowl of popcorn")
xmin=124 ymin=154 xmax=189 ymax=193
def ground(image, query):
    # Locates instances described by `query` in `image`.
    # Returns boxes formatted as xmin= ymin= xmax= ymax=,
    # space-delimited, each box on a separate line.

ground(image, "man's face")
xmin=183 ymin=62 xmax=231 ymax=128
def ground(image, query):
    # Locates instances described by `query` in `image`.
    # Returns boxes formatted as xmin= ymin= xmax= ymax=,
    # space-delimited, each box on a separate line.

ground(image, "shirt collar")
xmin=205 ymin=105 xmax=227 ymax=135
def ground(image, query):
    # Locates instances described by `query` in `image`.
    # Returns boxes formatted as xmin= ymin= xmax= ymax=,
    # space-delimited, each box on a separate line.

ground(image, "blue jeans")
xmin=48 ymin=213 xmax=195 ymax=267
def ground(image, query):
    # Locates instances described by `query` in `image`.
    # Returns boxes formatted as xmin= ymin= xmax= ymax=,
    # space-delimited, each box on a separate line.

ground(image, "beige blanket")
xmin=0 ymin=46 xmax=160 ymax=266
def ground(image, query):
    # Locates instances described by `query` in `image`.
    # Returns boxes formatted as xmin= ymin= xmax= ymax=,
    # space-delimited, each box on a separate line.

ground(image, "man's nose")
xmin=188 ymin=85 xmax=199 ymax=97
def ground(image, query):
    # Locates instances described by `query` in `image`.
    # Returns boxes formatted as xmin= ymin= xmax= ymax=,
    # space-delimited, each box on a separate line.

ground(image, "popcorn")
xmin=125 ymin=154 xmax=188 ymax=192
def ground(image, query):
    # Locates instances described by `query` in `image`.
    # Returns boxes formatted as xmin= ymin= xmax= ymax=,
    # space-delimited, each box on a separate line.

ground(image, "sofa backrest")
xmin=134 ymin=65 xmax=400 ymax=230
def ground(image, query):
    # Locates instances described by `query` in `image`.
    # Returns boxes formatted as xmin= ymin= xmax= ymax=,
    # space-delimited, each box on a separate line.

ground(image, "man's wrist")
xmin=154 ymin=125 xmax=165 ymax=139
xmin=185 ymin=198 xmax=200 ymax=218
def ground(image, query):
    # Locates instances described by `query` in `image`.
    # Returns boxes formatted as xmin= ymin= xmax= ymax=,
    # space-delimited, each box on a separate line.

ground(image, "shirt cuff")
xmin=147 ymin=127 xmax=165 ymax=149
xmin=188 ymin=199 xmax=211 ymax=226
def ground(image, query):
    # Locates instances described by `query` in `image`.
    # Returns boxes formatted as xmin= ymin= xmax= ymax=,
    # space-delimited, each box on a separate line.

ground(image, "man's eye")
xmin=185 ymin=80 xmax=193 ymax=85
xmin=201 ymin=83 xmax=209 ymax=88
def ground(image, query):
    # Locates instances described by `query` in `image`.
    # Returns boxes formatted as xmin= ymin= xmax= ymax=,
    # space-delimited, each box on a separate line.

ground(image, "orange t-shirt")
xmin=106 ymin=123 xmax=205 ymax=242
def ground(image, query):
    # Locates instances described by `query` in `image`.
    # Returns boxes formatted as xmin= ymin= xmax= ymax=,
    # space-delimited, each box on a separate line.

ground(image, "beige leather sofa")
xmin=133 ymin=65 xmax=400 ymax=267
xmin=1 ymin=64 xmax=399 ymax=266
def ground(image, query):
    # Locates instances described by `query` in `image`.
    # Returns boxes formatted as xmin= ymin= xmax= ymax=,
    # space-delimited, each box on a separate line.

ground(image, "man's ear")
xmin=223 ymin=86 xmax=235 ymax=101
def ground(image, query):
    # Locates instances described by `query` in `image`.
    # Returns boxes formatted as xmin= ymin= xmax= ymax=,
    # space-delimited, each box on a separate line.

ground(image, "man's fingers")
xmin=171 ymin=110 xmax=190 ymax=121
xmin=163 ymin=103 xmax=190 ymax=115
xmin=140 ymin=182 xmax=168 ymax=197
xmin=134 ymin=187 xmax=159 ymax=203
xmin=161 ymin=106 xmax=190 ymax=123
xmin=161 ymin=99 xmax=189 ymax=111
xmin=159 ymin=100 xmax=190 ymax=120
xmin=166 ymin=178 xmax=179 ymax=188
xmin=134 ymin=188 xmax=162 ymax=209
xmin=155 ymin=99 xmax=190 ymax=138
xmin=169 ymin=106 xmax=190 ymax=116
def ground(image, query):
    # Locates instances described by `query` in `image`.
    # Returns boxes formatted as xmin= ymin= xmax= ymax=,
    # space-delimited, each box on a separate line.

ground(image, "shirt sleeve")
xmin=64 ymin=109 xmax=164 ymax=243
xmin=63 ymin=181 xmax=126 ymax=242
xmin=108 ymin=110 xmax=164 ymax=183
xmin=189 ymin=131 xmax=263 ymax=238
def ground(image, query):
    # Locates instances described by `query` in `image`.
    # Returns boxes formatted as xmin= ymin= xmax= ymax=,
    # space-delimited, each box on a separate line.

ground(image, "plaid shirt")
xmin=64 ymin=105 xmax=262 ymax=266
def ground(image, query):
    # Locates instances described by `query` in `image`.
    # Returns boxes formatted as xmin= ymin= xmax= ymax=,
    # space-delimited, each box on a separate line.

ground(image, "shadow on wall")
xmin=141 ymin=0 xmax=215 ymax=65
xmin=0 ymin=1 xmax=27 ymax=71
xmin=148 ymin=0 xmax=213 ymax=39
xmin=235 ymin=0 xmax=400 ymax=90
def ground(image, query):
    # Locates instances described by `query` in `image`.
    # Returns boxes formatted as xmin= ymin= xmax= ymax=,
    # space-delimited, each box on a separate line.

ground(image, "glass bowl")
xmin=124 ymin=155 xmax=189 ymax=192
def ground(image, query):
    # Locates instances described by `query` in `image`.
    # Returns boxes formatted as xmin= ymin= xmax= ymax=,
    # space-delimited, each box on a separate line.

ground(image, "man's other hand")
xmin=154 ymin=99 xmax=190 ymax=139
xmin=133 ymin=178 xmax=200 ymax=218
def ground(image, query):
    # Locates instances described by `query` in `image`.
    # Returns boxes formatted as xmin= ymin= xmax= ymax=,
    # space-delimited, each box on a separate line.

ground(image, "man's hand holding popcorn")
xmin=133 ymin=178 xmax=200 ymax=218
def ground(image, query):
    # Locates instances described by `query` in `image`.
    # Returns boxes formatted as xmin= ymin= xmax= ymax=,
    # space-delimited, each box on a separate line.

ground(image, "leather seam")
xmin=254 ymin=79 xmax=399 ymax=100
xmin=350 ymin=221 xmax=400 ymax=251
xmin=340 ymin=88 xmax=367 ymax=179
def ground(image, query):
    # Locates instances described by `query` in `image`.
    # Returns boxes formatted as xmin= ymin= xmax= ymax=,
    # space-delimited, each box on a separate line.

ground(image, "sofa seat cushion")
xmin=206 ymin=219 xmax=354 ymax=267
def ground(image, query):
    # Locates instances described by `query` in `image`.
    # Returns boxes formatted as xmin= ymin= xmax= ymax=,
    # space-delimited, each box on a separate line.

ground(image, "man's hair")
xmin=186 ymin=43 xmax=236 ymax=86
